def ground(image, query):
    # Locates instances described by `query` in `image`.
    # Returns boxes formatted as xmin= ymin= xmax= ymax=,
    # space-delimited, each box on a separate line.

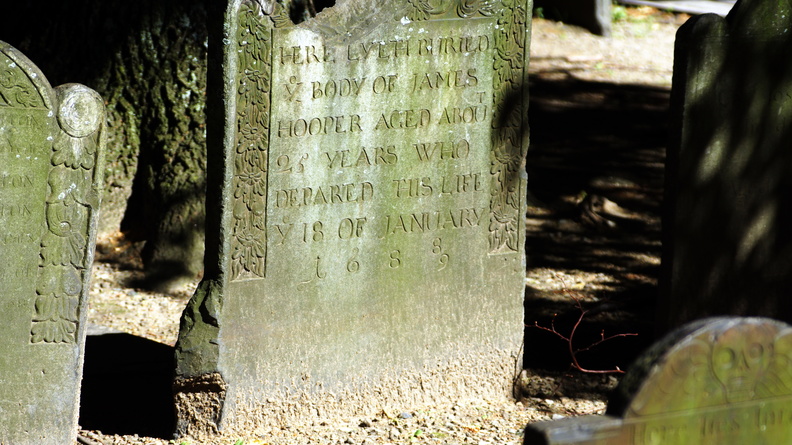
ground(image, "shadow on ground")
xmin=80 ymin=330 xmax=175 ymax=438
xmin=523 ymin=74 xmax=669 ymax=375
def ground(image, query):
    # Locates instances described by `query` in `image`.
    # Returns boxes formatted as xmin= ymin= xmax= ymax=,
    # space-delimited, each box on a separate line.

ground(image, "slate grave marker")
xmin=174 ymin=0 xmax=530 ymax=437
xmin=662 ymin=0 xmax=792 ymax=330
xmin=525 ymin=317 xmax=792 ymax=444
xmin=0 ymin=41 xmax=106 ymax=445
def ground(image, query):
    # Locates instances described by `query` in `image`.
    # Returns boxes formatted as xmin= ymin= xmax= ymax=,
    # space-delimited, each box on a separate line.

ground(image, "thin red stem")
xmin=529 ymin=274 xmax=637 ymax=375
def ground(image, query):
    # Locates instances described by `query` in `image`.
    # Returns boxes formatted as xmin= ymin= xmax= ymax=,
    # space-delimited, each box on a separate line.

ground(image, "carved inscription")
xmin=276 ymin=33 xmax=491 ymax=66
xmin=229 ymin=0 xmax=527 ymax=282
xmin=629 ymin=399 xmax=792 ymax=444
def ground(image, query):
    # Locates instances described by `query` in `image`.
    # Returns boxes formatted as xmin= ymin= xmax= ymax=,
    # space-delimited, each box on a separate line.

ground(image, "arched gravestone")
xmin=661 ymin=0 xmax=792 ymax=330
xmin=524 ymin=317 xmax=792 ymax=444
xmin=174 ymin=0 xmax=530 ymax=437
xmin=0 ymin=42 xmax=106 ymax=444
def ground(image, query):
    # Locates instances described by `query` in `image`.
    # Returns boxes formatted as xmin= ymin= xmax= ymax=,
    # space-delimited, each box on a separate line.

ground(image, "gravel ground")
xmin=530 ymin=8 xmax=683 ymax=86
xmin=80 ymin=8 xmax=681 ymax=445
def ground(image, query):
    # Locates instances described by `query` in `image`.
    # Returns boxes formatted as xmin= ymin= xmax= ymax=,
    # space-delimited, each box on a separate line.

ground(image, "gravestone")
xmin=661 ymin=1 xmax=792 ymax=331
xmin=0 ymin=42 xmax=106 ymax=444
xmin=525 ymin=317 xmax=792 ymax=444
xmin=174 ymin=0 xmax=530 ymax=437
xmin=534 ymin=0 xmax=611 ymax=36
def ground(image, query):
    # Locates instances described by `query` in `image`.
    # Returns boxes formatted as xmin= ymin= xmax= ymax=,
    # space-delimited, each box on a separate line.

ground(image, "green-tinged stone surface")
xmin=0 ymin=42 xmax=106 ymax=444
xmin=174 ymin=0 xmax=530 ymax=437
xmin=525 ymin=317 xmax=792 ymax=444
xmin=661 ymin=0 xmax=792 ymax=331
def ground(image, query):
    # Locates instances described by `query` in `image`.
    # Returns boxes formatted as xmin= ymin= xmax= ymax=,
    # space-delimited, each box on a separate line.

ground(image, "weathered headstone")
xmin=0 ymin=42 xmax=106 ymax=444
xmin=661 ymin=1 xmax=792 ymax=331
xmin=525 ymin=317 xmax=792 ymax=444
xmin=534 ymin=0 xmax=611 ymax=36
xmin=174 ymin=0 xmax=530 ymax=437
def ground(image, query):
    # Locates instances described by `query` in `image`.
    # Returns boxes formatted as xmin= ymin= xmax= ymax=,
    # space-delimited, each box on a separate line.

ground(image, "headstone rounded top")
xmin=609 ymin=317 xmax=792 ymax=418
xmin=0 ymin=41 xmax=53 ymax=109
xmin=56 ymin=83 xmax=104 ymax=138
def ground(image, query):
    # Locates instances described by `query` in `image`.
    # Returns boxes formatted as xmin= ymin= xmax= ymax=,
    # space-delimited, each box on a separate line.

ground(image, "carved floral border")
xmin=17 ymin=78 xmax=103 ymax=344
xmin=230 ymin=1 xmax=289 ymax=280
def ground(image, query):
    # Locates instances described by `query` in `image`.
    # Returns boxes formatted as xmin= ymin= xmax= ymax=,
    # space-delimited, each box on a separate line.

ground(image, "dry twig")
xmin=531 ymin=274 xmax=638 ymax=374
